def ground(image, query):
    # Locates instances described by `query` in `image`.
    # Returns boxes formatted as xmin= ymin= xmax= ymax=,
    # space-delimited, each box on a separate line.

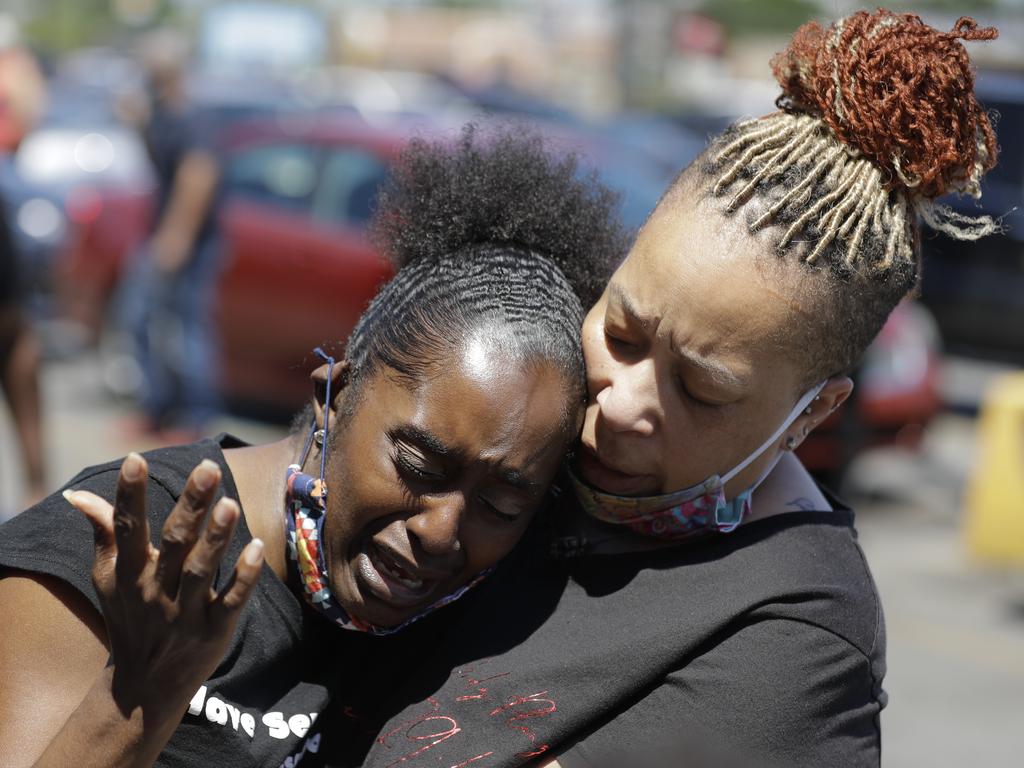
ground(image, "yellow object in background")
xmin=965 ymin=372 xmax=1024 ymax=566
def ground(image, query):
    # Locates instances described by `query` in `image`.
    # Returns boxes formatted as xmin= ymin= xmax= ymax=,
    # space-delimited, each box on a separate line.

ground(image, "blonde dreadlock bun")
xmin=706 ymin=9 xmax=1000 ymax=275
xmin=689 ymin=9 xmax=1002 ymax=385
xmin=771 ymin=10 xmax=997 ymax=200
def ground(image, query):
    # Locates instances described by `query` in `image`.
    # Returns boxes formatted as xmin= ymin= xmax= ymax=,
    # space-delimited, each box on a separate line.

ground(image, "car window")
xmin=311 ymin=148 xmax=388 ymax=229
xmin=225 ymin=143 xmax=318 ymax=211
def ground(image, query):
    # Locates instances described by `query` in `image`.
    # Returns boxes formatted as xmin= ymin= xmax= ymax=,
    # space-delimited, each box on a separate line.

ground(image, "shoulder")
xmin=560 ymin=617 xmax=883 ymax=768
xmin=0 ymin=438 xmax=230 ymax=611
xmin=732 ymin=502 xmax=884 ymax=658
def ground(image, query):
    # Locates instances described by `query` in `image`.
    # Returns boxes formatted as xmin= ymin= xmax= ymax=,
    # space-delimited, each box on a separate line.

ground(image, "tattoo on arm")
xmin=786 ymin=497 xmax=817 ymax=512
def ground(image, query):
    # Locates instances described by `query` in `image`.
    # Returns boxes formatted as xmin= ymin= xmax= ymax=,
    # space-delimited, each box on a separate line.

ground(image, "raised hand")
xmin=64 ymin=452 xmax=264 ymax=724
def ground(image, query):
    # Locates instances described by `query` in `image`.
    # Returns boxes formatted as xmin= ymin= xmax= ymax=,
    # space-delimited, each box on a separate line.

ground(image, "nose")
xmin=595 ymin=360 xmax=659 ymax=437
xmin=405 ymin=495 xmax=465 ymax=558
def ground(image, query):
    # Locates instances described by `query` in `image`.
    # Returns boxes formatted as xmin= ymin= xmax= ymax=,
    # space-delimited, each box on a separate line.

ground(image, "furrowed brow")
xmin=609 ymin=283 xmax=651 ymax=329
xmin=674 ymin=344 xmax=746 ymax=390
xmin=393 ymin=425 xmax=456 ymax=458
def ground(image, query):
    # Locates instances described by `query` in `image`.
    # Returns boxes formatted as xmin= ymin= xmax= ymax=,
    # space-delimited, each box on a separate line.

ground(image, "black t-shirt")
xmin=0 ymin=435 xmax=457 ymax=768
xmin=361 ymin=486 xmax=887 ymax=768
xmin=144 ymin=101 xmax=220 ymax=247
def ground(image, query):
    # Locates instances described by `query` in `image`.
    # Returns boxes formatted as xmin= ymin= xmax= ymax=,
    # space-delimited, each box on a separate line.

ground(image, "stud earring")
xmin=784 ymin=435 xmax=797 ymax=450
xmin=314 ymin=429 xmax=325 ymax=447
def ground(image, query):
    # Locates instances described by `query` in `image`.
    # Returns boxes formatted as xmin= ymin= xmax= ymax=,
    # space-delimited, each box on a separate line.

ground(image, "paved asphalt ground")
xmin=1 ymin=351 xmax=1022 ymax=767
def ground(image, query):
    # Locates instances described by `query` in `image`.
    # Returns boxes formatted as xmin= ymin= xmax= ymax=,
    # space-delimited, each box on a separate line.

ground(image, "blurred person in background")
xmin=0 ymin=128 xmax=627 ymax=767
xmin=354 ymin=11 xmax=1002 ymax=768
xmin=0 ymin=27 xmax=46 ymax=511
xmin=117 ymin=30 xmax=222 ymax=439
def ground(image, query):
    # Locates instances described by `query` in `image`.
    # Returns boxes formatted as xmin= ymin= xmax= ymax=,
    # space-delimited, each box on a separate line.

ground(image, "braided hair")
xmin=340 ymin=124 xmax=627 ymax=418
xmin=677 ymin=10 xmax=999 ymax=386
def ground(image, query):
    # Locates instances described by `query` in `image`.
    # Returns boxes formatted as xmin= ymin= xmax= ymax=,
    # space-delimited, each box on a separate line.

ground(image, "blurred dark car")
xmin=919 ymin=70 xmax=1024 ymax=363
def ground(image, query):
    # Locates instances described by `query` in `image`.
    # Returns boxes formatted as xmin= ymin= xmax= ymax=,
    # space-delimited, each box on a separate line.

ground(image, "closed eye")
xmin=479 ymin=495 xmax=521 ymax=524
xmin=677 ymin=378 xmax=725 ymax=409
xmin=604 ymin=327 xmax=640 ymax=353
xmin=393 ymin=443 xmax=446 ymax=483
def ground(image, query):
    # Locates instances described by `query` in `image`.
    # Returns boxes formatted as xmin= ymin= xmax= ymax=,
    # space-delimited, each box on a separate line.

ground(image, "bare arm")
xmin=0 ymin=573 xmax=109 ymax=767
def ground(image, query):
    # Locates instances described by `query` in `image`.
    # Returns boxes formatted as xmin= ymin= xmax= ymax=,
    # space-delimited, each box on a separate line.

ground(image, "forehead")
xmin=374 ymin=344 xmax=571 ymax=465
xmin=614 ymin=195 xmax=805 ymax=365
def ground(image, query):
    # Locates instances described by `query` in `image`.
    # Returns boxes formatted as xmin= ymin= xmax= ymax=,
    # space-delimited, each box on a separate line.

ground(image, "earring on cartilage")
xmin=804 ymin=405 xmax=814 ymax=415
xmin=314 ymin=429 xmax=325 ymax=447
xmin=785 ymin=435 xmax=797 ymax=451
xmin=452 ymin=539 xmax=462 ymax=552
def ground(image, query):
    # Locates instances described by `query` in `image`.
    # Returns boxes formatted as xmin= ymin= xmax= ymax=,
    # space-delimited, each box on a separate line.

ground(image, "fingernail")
xmin=194 ymin=460 xmax=219 ymax=491
xmin=213 ymin=499 xmax=235 ymax=526
xmin=245 ymin=538 xmax=264 ymax=566
xmin=62 ymin=489 xmax=77 ymax=505
xmin=123 ymin=453 xmax=144 ymax=481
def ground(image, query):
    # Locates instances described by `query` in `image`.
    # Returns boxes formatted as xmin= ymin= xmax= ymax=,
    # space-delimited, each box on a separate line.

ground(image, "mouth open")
xmin=355 ymin=540 xmax=442 ymax=610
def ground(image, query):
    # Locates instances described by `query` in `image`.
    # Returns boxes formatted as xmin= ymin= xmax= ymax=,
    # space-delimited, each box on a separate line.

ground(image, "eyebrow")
xmin=394 ymin=425 xmax=542 ymax=493
xmin=674 ymin=345 xmax=746 ymax=391
xmin=393 ymin=425 xmax=456 ymax=459
xmin=609 ymin=283 xmax=652 ymax=329
xmin=609 ymin=283 xmax=745 ymax=391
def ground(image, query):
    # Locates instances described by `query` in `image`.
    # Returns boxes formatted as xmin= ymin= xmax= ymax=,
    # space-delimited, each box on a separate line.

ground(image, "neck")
xmin=748 ymin=451 xmax=832 ymax=521
xmin=223 ymin=436 xmax=300 ymax=579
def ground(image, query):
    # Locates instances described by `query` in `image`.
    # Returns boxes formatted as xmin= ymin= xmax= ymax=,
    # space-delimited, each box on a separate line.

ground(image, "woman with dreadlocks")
xmin=359 ymin=10 xmax=1000 ymax=768
xmin=0 ymin=127 xmax=626 ymax=767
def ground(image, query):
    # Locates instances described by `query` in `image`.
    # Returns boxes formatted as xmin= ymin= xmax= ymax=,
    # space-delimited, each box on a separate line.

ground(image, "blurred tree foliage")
xmin=23 ymin=0 xmax=119 ymax=51
xmin=22 ymin=0 xmax=177 ymax=52
xmin=696 ymin=0 xmax=820 ymax=36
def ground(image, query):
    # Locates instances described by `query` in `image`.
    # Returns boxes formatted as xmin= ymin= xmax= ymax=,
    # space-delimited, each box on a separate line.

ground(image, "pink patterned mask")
xmin=570 ymin=383 xmax=825 ymax=540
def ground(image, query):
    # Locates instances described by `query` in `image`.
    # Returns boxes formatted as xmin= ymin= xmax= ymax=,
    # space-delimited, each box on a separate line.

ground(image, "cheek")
xmin=463 ymin=514 xmax=537 ymax=572
xmin=324 ymin=450 xmax=404 ymax=550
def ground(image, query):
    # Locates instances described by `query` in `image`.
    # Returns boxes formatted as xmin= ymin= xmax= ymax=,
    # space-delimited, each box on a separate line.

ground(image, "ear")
xmin=309 ymin=359 xmax=352 ymax=431
xmin=782 ymin=375 xmax=854 ymax=451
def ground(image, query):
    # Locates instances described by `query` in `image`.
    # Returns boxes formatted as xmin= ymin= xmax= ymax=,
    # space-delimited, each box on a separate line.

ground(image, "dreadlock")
xmin=339 ymin=124 xmax=627 ymax=420
xmin=684 ymin=9 xmax=999 ymax=384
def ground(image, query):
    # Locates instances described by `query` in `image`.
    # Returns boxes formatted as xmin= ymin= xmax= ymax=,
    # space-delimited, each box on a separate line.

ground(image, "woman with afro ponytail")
xmin=357 ymin=11 xmax=1003 ymax=768
xmin=0 ymin=126 xmax=628 ymax=766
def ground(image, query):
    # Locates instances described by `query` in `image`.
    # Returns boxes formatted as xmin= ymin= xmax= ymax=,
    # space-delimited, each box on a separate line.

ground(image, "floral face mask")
xmin=570 ymin=383 xmax=826 ymax=540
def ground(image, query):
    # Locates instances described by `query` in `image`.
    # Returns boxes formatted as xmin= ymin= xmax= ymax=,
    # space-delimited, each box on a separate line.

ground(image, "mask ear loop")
xmin=298 ymin=347 xmax=337 ymax=500
xmin=720 ymin=380 xmax=828 ymax=488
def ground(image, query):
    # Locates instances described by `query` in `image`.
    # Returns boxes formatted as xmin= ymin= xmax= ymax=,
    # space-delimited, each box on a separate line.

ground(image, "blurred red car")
xmin=56 ymin=114 xmax=942 ymax=480
xmin=57 ymin=117 xmax=402 ymax=413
